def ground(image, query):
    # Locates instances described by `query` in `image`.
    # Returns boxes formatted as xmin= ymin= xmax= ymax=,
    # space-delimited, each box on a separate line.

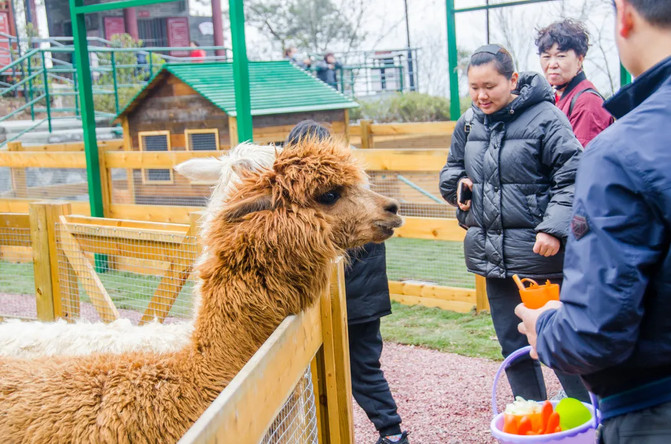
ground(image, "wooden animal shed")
xmin=114 ymin=61 xmax=359 ymax=205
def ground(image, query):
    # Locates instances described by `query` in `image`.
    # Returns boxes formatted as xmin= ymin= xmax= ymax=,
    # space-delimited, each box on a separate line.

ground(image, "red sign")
xmin=103 ymin=16 xmax=126 ymax=41
xmin=0 ymin=11 xmax=10 ymax=67
xmin=166 ymin=17 xmax=190 ymax=57
xmin=138 ymin=10 xmax=151 ymax=18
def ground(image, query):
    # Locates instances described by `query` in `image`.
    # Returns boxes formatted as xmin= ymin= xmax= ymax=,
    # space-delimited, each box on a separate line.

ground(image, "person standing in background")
xmin=536 ymin=19 xmax=614 ymax=147
xmin=189 ymin=41 xmax=206 ymax=63
xmin=316 ymin=53 xmax=342 ymax=89
xmin=285 ymin=120 xmax=409 ymax=444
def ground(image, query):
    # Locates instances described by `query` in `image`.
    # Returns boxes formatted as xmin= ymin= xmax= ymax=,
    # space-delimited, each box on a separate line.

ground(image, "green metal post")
xmin=27 ymin=55 xmax=34 ymax=121
xmin=339 ymin=67 xmax=345 ymax=93
xmin=398 ymin=65 xmax=404 ymax=92
xmin=620 ymin=64 xmax=632 ymax=87
xmin=446 ymin=0 xmax=460 ymax=120
xmin=41 ymin=51 xmax=52 ymax=133
xmin=70 ymin=0 xmax=104 ymax=219
xmin=111 ymin=51 xmax=120 ymax=114
xmin=228 ymin=0 xmax=253 ymax=143
xmin=149 ymin=49 xmax=153 ymax=77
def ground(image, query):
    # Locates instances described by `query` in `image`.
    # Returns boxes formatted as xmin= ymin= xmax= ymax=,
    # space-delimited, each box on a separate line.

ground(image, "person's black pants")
xmin=599 ymin=401 xmax=671 ymax=443
xmin=348 ymin=319 xmax=402 ymax=436
xmin=486 ymin=277 xmax=590 ymax=403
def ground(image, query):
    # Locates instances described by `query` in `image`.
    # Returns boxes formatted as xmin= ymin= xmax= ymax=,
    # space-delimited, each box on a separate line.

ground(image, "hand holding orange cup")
xmin=513 ymin=274 xmax=560 ymax=309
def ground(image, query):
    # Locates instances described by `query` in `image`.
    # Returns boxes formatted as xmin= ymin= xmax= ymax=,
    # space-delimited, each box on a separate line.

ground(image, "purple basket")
xmin=490 ymin=346 xmax=599 ymax=444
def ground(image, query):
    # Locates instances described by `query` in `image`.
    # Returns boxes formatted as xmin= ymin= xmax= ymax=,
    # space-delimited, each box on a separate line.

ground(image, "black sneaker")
xmin=376 ymin=431 xmax=409 ymax=444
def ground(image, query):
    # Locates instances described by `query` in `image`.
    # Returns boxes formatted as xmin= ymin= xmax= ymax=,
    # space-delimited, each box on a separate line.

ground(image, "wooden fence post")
xmin=229 ymin=116 xmax=239 ymax=147
xmin=98 ymin=142 xmax=112 ymax=217
xmin=359 ymin=119 xmax=373 ymax=149
xmin=29 ymin=201 xmax=72 ymax=321
xmin=7 ymin=141 xmax=27 ymax=198
xmin=313 ymin=258 xmax=354 ymax=444
xmin=475 ymin=275 xmax=489 ymax=313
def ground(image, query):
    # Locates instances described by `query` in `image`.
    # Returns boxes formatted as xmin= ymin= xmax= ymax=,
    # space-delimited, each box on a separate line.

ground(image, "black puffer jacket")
xmin=439 ymin=72 xmax=582 ymax=279
xmin=345 ymin=242 xmax=391 ymax=325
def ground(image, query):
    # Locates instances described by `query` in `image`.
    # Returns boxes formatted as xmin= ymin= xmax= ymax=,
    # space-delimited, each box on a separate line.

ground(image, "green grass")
xmin=0 ymin=260 xmax=194 ymax=318
xmin=385 ymin=237 xmax=474 ymax=288
xmin=0 ymin=261 xmax=36 ymax=295
xmin=381 ymin=301 xmax=500 ymax=360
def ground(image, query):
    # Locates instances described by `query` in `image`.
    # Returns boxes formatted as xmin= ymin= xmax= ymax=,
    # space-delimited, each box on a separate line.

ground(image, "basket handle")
xmin=491 ymin=346 xmax=534 ymax=416
xmin=491 ymin=346 xmax=601 ymax=429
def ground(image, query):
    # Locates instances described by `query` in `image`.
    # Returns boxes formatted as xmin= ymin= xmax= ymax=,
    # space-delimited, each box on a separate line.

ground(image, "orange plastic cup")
xmin=513 ymin=275 xmax=560 ymax=309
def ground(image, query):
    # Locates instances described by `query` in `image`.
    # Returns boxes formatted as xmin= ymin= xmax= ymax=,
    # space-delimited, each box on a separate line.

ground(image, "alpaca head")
xmin=216 ymin=137 xmax=401 ymax=254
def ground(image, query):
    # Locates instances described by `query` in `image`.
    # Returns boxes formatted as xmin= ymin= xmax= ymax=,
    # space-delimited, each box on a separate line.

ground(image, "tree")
xmin=245 ymin=0 xmax=368 ymax=55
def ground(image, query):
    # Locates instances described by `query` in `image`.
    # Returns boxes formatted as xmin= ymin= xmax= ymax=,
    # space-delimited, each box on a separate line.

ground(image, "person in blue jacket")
xmin=515 ymin=1 xmax=671 ymax=441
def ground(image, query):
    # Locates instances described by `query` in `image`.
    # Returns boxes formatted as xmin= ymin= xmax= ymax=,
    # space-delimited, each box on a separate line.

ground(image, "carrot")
xmin=544 ymin=411 xmax=560 ymax=434
xmin=518 ymin=416 xmax=532 ymax=435
xmin=540 ymin=400 xmax=553 ymax=433
xmin=503 ymin=414 xmax=519 ymax=434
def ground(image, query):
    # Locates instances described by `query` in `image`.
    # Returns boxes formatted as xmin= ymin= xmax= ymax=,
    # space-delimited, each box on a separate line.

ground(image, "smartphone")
xmin=459 ymin=182 xmax=472 ymax=204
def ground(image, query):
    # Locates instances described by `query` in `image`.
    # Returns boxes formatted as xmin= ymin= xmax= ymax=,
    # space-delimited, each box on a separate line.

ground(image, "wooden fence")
xmin=0 ymin=135 xmax=488 ymax=314
xmin=0 ymin=205 xmax=355 ymax=442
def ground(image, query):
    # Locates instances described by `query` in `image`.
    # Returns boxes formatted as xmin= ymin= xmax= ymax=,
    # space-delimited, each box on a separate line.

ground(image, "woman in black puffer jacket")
xmin=439 ymin=44 xmax=588 ymax=403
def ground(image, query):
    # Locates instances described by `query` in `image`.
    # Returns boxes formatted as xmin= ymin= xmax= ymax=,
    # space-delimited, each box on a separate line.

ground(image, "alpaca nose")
xmin=385 ymin=199 xmax=399 ymax=215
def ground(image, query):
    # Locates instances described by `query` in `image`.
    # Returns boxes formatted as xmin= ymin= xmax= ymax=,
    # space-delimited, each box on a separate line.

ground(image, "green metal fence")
xmin=0 ymin=43 xmax=231 ymax=147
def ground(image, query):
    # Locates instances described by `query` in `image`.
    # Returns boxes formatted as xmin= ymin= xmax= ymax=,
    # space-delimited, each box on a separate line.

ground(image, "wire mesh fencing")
xmin=55 ymin=222 xmax=199 ymax=324
xmin=1 ymin=167 xmax=89 ymax=201
xmin=261 ymin=367 xmax=319 ymax=444
xmin=0 ymin=225 xmax=36 ymax=319
xmin=110 ymin=167 xmax=212 ymax=207
xmin=369 ymin=170 xmax=472 ymax=289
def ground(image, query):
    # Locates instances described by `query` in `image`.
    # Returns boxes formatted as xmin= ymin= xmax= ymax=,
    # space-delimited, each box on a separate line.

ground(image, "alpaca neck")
xmin=184 ymin=255 xmax=331 ymax=384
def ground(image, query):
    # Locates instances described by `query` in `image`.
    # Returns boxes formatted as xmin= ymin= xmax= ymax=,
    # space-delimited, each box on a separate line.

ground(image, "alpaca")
xmin=0 ymin=143 xmax=274 ymax=360
xmin=0 ymin=137 xmax=402 ymax=442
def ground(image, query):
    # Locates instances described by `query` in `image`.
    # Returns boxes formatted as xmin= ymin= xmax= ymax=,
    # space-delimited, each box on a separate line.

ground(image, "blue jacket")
xmin=535 ymin=56 xmax=671 ymax=419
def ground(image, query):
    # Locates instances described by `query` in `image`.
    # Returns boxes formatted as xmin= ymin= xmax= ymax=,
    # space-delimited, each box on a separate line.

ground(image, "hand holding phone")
xmin=459 ymin=182 xmax=472 ymax=204
xmin=457 ymin=178 xmax=473 ymax=211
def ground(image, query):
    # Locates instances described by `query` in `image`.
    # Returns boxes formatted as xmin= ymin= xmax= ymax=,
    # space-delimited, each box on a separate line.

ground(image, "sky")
xmin=194 ymin=0 xmax=621 ymax=98
xmin=19 ymin=1 xmax=621 ymax=98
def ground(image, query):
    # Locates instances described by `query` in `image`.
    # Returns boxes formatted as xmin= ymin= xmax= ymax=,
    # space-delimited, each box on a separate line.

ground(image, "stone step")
xmin=1 ymin=117 xmax=114 ymax=137
xmin=18 ymin=127 xmax=122 ymax=146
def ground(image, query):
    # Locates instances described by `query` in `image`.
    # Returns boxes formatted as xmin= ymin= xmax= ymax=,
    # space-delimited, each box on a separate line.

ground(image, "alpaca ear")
xmin=221 ymin=194 xmax=274 ymax=222
xmin=174 ymin=158 xmax=222 ymax=183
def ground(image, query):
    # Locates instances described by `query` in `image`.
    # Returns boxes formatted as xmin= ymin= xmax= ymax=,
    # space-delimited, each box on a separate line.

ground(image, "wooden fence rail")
xmin=0 ymin=140 xmax=489 ymax=313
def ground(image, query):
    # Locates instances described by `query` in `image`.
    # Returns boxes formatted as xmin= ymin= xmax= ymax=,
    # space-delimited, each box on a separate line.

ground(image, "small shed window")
xmin=185 ymin=129 xmax=219 ymax=151
xmin=139 ymin=131 xmax=173 ymax=184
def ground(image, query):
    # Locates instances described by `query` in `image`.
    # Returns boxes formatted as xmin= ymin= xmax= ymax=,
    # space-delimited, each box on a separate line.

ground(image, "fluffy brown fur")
xmin=0 ymin=138 xmax=401 ymax=443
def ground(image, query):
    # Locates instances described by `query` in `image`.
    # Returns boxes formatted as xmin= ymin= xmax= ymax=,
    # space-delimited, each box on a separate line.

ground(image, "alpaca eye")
xmin=316 ymin=190 xmax=341 ymax=205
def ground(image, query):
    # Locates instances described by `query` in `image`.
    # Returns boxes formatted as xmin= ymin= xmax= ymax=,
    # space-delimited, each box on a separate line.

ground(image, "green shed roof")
xmin=116 ymin=61 xmax=358 ymax=119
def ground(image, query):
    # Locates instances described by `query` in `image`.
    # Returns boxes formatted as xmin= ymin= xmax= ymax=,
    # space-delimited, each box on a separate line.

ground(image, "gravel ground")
xmin=353 ymin=342 xmax=561 ymax=444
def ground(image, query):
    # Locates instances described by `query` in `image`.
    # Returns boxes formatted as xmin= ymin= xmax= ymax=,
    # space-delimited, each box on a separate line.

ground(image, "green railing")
xmin=0 ymin=44 xmax=231 ymax=147
xmin=0 ymin=42 xmax=417 ymax=147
